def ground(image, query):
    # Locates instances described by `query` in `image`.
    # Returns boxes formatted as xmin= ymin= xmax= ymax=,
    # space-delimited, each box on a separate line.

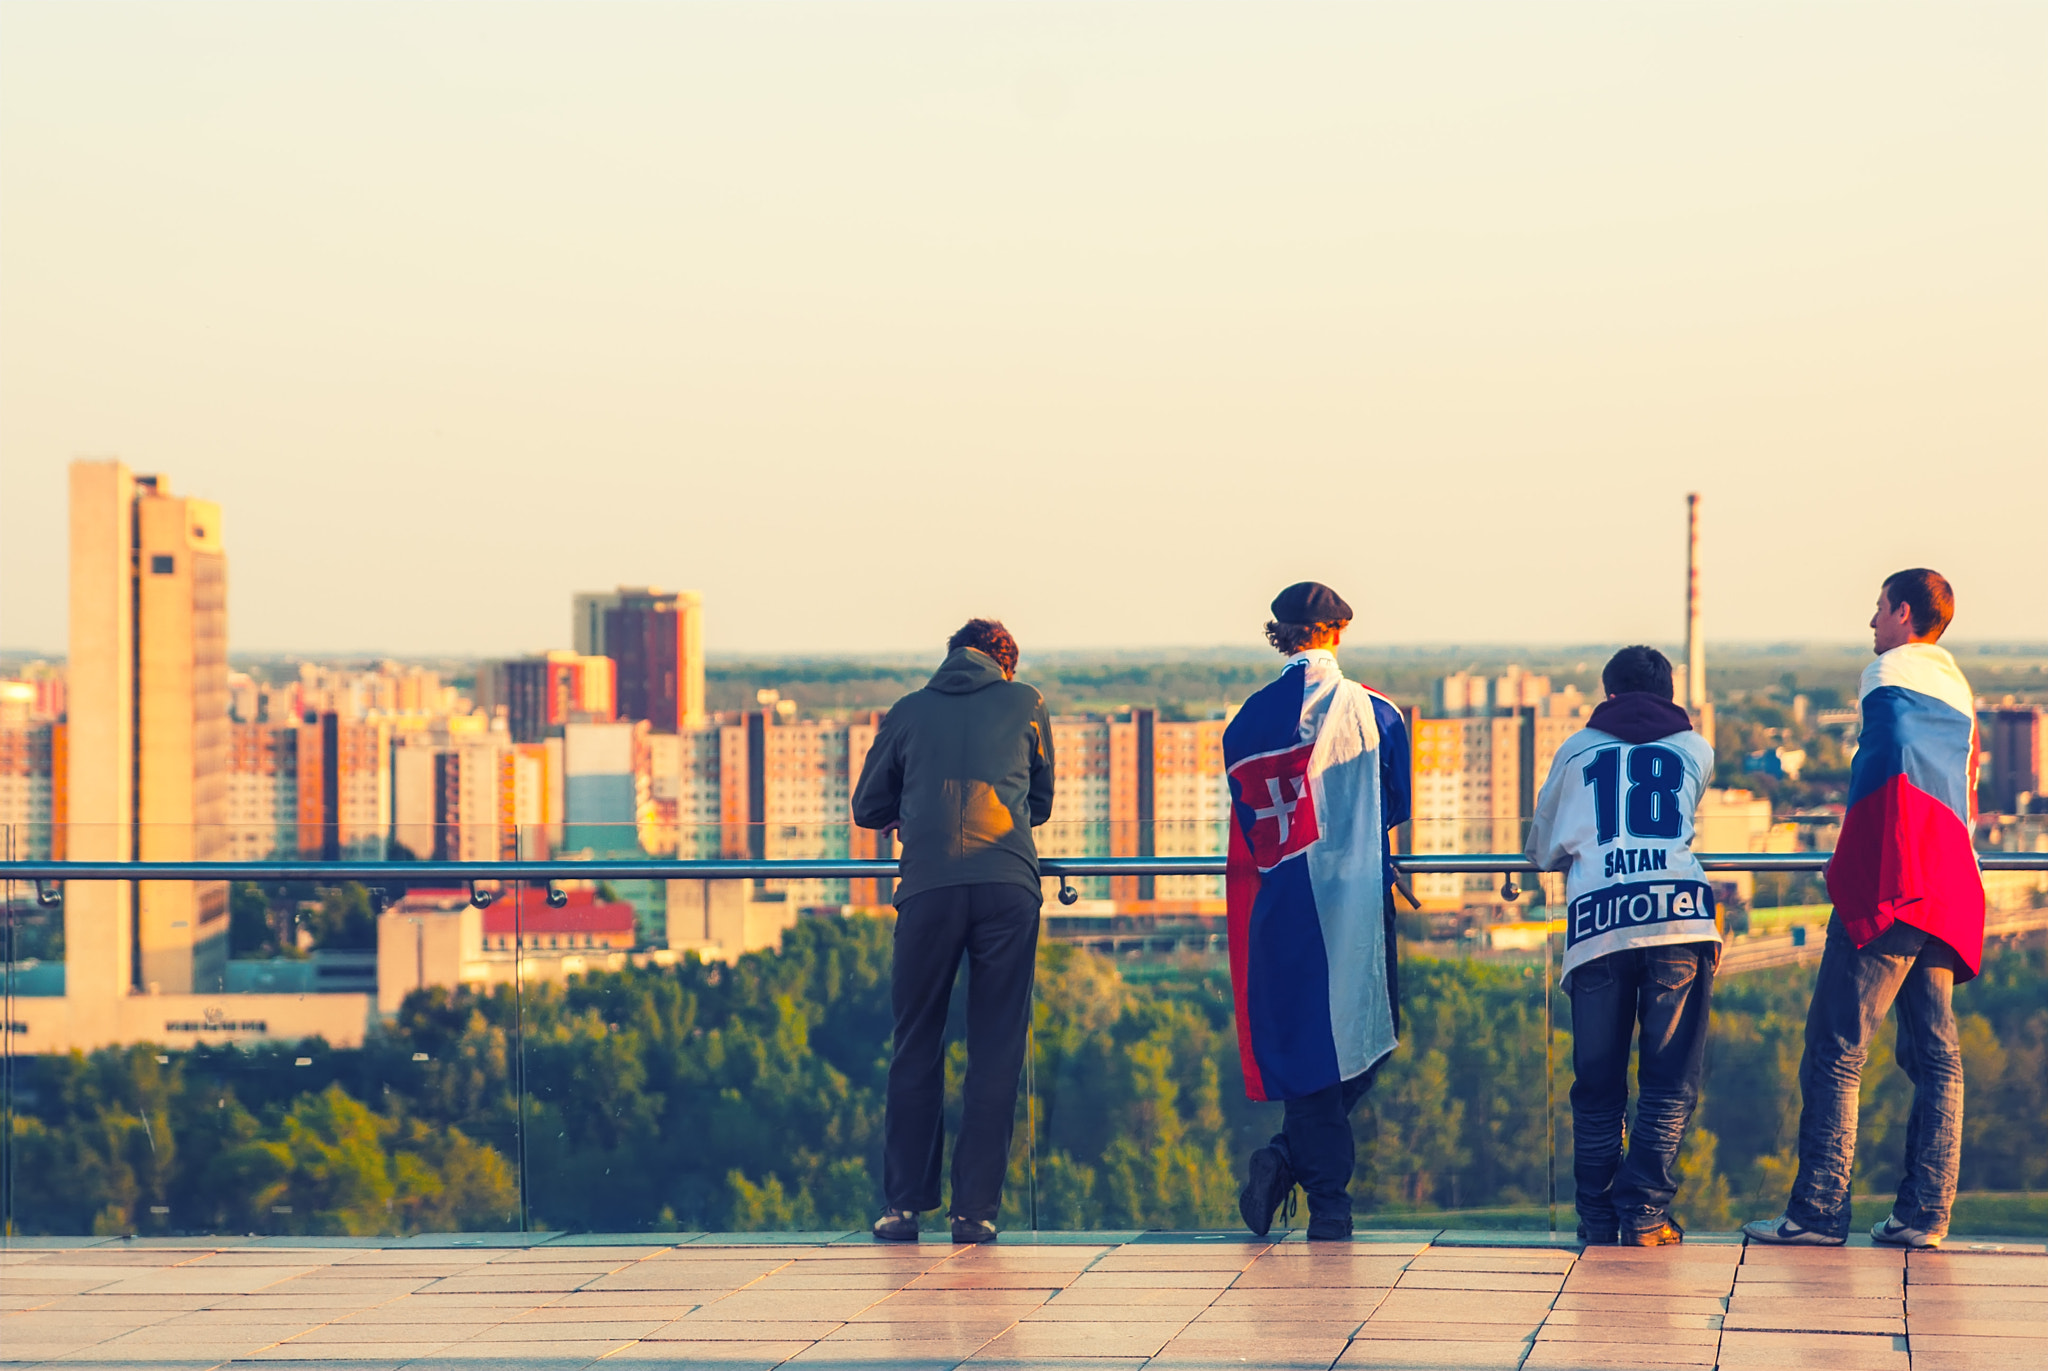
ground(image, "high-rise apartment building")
xmin=1978 ymin=704 xmax=2045 ymax=814
xmin=67 ymin=461 xmax=230 ymax=996
xmin=497 ymin=651 xmax=616 ymax=744
xmin=0 ymin=683 xmax=59 ymax=860
xmin=573 ymin=587 xmax=704 ymax=731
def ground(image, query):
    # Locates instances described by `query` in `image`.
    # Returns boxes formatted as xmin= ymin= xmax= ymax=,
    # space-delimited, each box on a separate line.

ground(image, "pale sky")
xmin=2 ymin=3 xmax=2042 ymax=656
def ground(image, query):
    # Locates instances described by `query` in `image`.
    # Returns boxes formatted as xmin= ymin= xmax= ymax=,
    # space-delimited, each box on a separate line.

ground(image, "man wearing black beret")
xmin=1224 ymin=582 xmax=1412 ymax=1238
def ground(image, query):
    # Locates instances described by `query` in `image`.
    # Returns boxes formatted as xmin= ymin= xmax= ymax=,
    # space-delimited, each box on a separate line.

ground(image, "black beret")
xmin=1270 ymin=581 xmax=1352 ymax=624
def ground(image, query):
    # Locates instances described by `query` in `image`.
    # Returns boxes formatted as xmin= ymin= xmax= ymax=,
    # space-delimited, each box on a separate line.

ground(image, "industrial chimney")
xmin=1684 ymin=493 xmax=1713 ymax=746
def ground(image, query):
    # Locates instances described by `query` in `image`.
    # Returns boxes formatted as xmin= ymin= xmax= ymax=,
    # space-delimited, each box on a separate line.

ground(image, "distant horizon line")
xmin=5 ymin=638 xmax=2046 ymax=663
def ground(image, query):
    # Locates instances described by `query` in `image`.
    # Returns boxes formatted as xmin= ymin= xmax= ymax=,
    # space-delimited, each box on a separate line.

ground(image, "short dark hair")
xmin=947 ymin=618 xmax=1019 ymax=676
xmin=1602 ymin=645 xmax=1675 ymax=699
xmin=1881 ymin=568 xmax=1954 ymax=639
xmin=1264 ymin=620 xmax=1347 ymax=655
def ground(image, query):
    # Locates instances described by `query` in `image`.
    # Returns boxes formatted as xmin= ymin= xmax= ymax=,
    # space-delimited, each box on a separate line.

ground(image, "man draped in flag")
xmin=1227 ymin=582 xmax=1410 ymax=1240
xmin=1747 ymin=569 xmax=1982 ymax=1250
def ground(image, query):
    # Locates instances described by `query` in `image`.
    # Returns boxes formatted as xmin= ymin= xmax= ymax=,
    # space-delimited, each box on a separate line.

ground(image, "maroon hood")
xmin=1587 ymin=692 xmax=1694 ymax=744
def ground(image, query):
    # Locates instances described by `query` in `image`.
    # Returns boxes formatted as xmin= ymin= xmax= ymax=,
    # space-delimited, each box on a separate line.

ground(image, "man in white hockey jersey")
xmin=1526 ymin=646 xmax=1719 ymax=1247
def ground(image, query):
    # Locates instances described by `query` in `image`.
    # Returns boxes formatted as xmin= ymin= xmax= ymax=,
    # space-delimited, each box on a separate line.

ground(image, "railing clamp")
xmin=545 ymin=882 xmax=568 ymax=909
xmin=1057 ymin=880 xmax=1079 ymax=906
xmin=35 ymin=880 xmax=61 ymax=908
xmin=468 ymin=881 xmax=496 ymax=910
xmin=1499 ymin=874 xmax=1521 ymax=902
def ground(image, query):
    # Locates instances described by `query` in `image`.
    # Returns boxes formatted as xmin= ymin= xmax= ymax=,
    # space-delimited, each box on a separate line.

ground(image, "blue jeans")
xmin=1786 ymin=915 xmax=1964 ymax=1240
xmin=1569 ymin=941 xmax=1718 ymax=1234
xmin=1271 ymin=1063 xmax=1380 ymax=1237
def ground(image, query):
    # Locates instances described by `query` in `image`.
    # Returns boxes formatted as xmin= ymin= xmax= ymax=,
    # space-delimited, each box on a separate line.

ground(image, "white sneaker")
xmin=1743 ymin=1215 xmax=1845 ymax=1246
xmin=1871 ymin=1214 xmax=1943 ymax=1248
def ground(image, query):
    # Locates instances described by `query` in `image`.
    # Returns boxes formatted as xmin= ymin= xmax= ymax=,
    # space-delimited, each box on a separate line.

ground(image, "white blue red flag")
xmin=1827 ymin=643 xmax=1983 ymax=978
xmin=1223 ymin=650 xmax=1410 ymax=1102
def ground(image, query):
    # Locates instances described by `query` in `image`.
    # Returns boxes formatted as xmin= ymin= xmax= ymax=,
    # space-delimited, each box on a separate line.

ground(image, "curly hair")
xmin=1265 ymin=620 xmax=1347 ymax=655
xmin=947 ymin=618 xmax=1019 ymax=676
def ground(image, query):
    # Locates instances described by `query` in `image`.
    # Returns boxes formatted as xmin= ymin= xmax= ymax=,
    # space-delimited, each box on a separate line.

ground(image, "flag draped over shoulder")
xmin=1827 ymin=643 xmax=1984 ymax=979
xmin=1223 ymin=650 xmax=1406 ymax=1103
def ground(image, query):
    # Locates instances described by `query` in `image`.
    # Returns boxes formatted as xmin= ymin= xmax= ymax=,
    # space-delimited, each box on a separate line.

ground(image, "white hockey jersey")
xmin=1524 ymin=698 xmax=1719 ymax=987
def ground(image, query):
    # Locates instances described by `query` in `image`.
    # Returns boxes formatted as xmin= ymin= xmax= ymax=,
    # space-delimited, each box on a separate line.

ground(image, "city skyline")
xmin=3 ymin=5 xmax=2044 ymax=654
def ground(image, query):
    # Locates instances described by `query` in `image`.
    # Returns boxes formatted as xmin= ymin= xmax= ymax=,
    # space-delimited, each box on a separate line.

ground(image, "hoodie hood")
xmin=926 ymin=647 xmax=1009 ymax=695
xmin=1587 ymin=692 xmax=1694 ymax=744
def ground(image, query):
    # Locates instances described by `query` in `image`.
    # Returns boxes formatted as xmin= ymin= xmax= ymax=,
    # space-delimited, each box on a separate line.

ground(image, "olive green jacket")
xmin=851 ymin=648 xmax=1055 ymax=906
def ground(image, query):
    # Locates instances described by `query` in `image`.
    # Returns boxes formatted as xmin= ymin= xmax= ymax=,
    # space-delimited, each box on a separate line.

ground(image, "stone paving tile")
xmin=1739 ymin=1246 xmax=1903 ymax=1267
xmin=1909 ymin=1332 xmax=2048 ymax=1354
xmin=1541 ymin=1308 xmax=1722 ymax=1330
xmin=1231 ymin=1259 xmax=1410 ymax=1288
xmin=238 ymin=1280 xmax=431 ymax=1300
xmin=1150 ymin=1333 xmax=1350 ymax=1364
xmin=1366 ymin=1288 xmax=1557 ymax=1323
xmin=1187 ymin=1303 xmax=1376 ymax=1319
xmin=648 ymin=1318 xmax=847 ymax=1340
xmin=543 ymin=1292 xmax=704 ymax=1311
xmin=746 ymin=1271 xmax=923 ymax=1291
xmin=849 ymin=1290 xmax=1051 ymax=1317
xmin=779 ymin=1349 xmax=972 ymax=1369
xmin=1722 ymin=1303 xmax=1903 ymax=1334
xmin=1021 ymin=1300 xmax=1213 ymax=1323
xmin=1907 ymin=1314 xmax=2048 ymax=1336
xmin=1521 ymin=1342 xmax=1719 ymax=1368
xmin=1561 ymin=1272 xmax=1735 ymax=1297
xmin=1060 ymin=1270 xmax=1239 ymax=1291
xmin=904 ymin=1270 xmax=1072 ymax=1290
xmin=1206 ymin=1286 xmax=1389 ymax=1313
xmin=602 ymin=1341 xmax=812 ymax=1366
xmin=1714 ymin=1329 xmax=1908 ymax=1369
xmin=692 ymin=1289 xmax=885 ymax=1320
xmin=960 ymin=1361 xmax=1146 ymax=1370
xmin=283 ymin=1325 xmax=500 ymax=1345
xmin=1407 ymin=1251 xmax=1576 ymax=1274
xmin=1909 ymin=1353 xmax=2048 ymax=1371
xmin=1332 ymin=1336 xmax=1530 ymax=1367
xmin=1550 ymin=1291 xmax=1729 ymax=1315
xmin=503 ymin=1307 xmax=697 ymax=1326
xmin=976 ymin=1319 xmax=1193 ymax=1357
xmin=1181 ymin=1313 xmax=1363 ymax=1336
xmin=395 ymin=1338 xmax=635 ymax=1360
xmin=820 ymin=1319 xmax=1016 ymax=1341
xmin=1355 ymin=1320 xmax=1544 ymax=1340
xmin=1394 ymin=1269 xmax=1565 ymax=1292
xmin=1536 ymin=1321 xmax=1720 ymax=1346
xmin=486 ymin=1248 xmax=668 ymax=1263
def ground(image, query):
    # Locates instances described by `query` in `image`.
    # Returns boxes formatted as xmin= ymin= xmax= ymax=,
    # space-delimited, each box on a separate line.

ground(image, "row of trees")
xmin=7 ymin=917 xmax=2045 ymax=1235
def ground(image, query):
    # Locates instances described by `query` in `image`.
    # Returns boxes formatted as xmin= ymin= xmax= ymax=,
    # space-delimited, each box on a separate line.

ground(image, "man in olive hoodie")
xmin=853 ymin=619 xmax=1055 ymax=1243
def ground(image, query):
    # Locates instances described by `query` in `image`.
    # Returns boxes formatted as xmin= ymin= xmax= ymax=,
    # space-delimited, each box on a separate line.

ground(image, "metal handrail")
xmin=2 ymin=852 xmax=2045 ymax=882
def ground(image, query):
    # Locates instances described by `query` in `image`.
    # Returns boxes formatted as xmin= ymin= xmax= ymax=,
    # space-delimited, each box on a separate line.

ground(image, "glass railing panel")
xmin=514 ymin=823 xmax=892 ymax=1236
xmin=1 ymin=824 xmax=521 ymax=1239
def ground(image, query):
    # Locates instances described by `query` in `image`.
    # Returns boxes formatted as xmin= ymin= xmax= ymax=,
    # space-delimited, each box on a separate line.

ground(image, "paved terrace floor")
xmin=4 ymin=1231 xmax=2046 ymax=1371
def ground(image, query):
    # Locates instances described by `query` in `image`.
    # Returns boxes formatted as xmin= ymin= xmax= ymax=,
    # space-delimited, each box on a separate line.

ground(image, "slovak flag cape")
xmin=1224 ymin=650 xmax=1408 ymax=1102
xmin=1827 ymin=643 xmax=1984 ymax=979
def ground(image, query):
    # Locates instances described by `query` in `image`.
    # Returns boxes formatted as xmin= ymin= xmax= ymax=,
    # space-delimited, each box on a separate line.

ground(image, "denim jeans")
xmin=1569 ymin=941 xmax=1718 ymax=1234
xmin=1786 ymin=915 xmax=1964 ymax=1240
xmin=1271 ymin=1062 xmax=1380 ymax=1237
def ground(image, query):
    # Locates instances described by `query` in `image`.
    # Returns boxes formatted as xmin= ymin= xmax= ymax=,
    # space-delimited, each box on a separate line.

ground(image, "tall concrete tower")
xmin=1684 ymin=493 xmax=1714 ymax=747
xmin=67 ymin=460 xmax=230 ymax=999
xmin=1685 ymin=493 xmax=1704 ymax=709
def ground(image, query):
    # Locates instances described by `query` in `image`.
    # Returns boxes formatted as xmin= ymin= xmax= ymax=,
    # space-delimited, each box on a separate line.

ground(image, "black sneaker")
xmin=950 ymin=1215 xmax=997 ymax=1244
xmin=1576 ymin=1223 xmax=1619 ymax=1246
xmin=1305 ymin=1217 xmax=1353 ymax=1241
xmin=871 ymin=1208 xmax=919 ymax=1242
xmin=1239 ymin=1145 xmax=1296 ymax=1238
